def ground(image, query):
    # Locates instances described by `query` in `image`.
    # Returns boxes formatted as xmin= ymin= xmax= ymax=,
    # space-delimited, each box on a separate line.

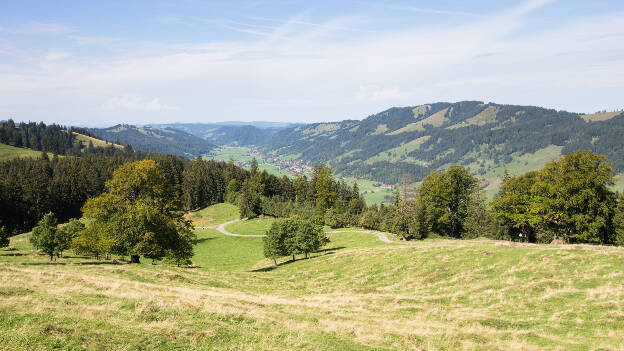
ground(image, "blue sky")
xmin=1 ymin=0 xmax=623 ymax=126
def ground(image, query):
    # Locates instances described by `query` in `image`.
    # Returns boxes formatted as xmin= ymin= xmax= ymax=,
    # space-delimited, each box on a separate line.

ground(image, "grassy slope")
xmin=3 ymin=204 xmax=624 ymax=350
xmin=72 ymin=132 xmax=123 ymax=149
xmin=225 ymin=217 xmax=276 ymax=235
xmin=185 ymin=203 xmax=239 ymax=226
xmin=208 ymin=146 xmax=294 ymax=177
xmin=0 ymin=144 xmax=50 ymax=160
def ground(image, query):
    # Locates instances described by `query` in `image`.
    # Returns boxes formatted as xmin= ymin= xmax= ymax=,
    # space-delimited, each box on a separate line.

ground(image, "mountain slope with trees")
xmin=261 ymin=101 xmax=624 ymax=184
xmin=90 ymin=124 xmax=215 ymax=158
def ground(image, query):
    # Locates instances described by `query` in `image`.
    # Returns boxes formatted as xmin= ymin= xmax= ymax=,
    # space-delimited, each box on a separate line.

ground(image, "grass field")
xmin=0 ymin=143 xmax=50 ymax=160
xmin=4 ymin=204 xmax=624 ymax=350
xmin=185 ymin=203 xmax=239 ymax=226
xmin=225 ymin=217 xmax=276 ymax=235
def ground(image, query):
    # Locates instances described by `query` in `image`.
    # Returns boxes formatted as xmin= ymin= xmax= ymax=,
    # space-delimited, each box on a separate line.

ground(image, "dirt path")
xmin=196 ymin=221 xmax=624 ymax=252
xmin=195 ymin=219 xmax=266 ymax=238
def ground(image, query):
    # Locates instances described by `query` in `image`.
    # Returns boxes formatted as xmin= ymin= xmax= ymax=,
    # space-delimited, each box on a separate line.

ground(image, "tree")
xmin=490 ymin=171 xmax=542 ymax=242
xmin=0 ymin=222 xmax=9 ymax=249
xmin=324 ymin=207 xmax=345 ymax=229
xmin=263 ymin=221 xmax=289 ymax=265
xmin=262 ymin=216 xmax=329 ymax=264
xmin=57 ymin=218 xmax=85 ymax=257
xmin=79 ymin=160 xmax=195 ymax=264
xmin=294 ymin=220 xmax=326 ymax=259
xmin=464 ymin=192 xmax=498 ymax=239
xmin=417 ymin=166 xmax=478 ymax=238
xmin=225 ymin=179 xmax=240 ymax=204
xmin=614 ymin=193 xmax=624 ymax=245
xmin=238 ymin=174 xmax=263 ymax=219
xmin=314 ymin=166 xmax=335 ymax=215
xmin=250 ymin=158 xmax=259 ymax=175
xmin=30 ymin=212 xmax=60 ymax=261
xmin=533 ymin=151 xmax=617 ymax=243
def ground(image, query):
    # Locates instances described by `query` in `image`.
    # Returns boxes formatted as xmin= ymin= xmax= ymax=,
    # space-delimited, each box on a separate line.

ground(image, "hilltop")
xmin=262 ymin=101 xmax=624 ymax=185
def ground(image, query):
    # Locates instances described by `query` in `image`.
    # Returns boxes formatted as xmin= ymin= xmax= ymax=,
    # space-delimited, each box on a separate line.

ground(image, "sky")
xmin=0 ymin=0 xmax=623 ymax=126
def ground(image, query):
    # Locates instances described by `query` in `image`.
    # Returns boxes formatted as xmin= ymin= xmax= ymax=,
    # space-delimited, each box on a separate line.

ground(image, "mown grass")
xmin=225 ymin=217 xmax=276 ymax=235
xmin=2 ymin=203 xmax=624 ymax=350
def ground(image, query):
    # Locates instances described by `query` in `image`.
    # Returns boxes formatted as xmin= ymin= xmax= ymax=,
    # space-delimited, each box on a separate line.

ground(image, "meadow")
xmin=0 ymin=143 xmax=51 ymax=160
xmin=1 ymin=204 xmax=624 ymax=350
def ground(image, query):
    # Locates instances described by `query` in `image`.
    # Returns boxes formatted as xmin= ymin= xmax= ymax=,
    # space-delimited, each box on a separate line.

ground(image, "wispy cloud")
xmin=103 ymin=96 xmax=176 ymax=111
xmin=369 ymin=4 xmax=484 ymax=17
xmin=0 ymin=22 xmax=71 ymax=35
xmin=1 ymin=0 xmax=623 ymax=124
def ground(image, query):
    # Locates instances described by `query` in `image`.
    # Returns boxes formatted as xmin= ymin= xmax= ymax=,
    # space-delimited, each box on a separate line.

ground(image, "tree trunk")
xmin=130 ymin=255 xmax=140 ymax=263
xmin=273 ymin=258 xmax=277 ymax=266
xmin=50 ymin=254 xmax=54 ymax=261
xmin=292 ymin=254 xmax=295 ymax=262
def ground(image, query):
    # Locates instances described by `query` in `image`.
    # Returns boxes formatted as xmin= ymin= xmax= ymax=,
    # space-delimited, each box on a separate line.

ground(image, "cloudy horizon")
xmin=1 ymin=0 xmax=623 ymax=126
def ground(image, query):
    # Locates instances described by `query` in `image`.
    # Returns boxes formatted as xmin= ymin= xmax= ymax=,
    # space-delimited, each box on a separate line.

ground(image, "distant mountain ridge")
xmin=90 ymin=124 xmax=214 ymax=158
xmin=261 ymin=101 xmax=624 ymax=184
xmin=147 ymin=122 xmax=301 ymax=146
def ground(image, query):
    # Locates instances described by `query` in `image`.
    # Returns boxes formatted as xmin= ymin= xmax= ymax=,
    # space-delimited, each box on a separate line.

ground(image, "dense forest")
xmin=262 ymin=101 xmax=624 ymax=183
xmin=0 ymin=119 xmax=113 ymax=156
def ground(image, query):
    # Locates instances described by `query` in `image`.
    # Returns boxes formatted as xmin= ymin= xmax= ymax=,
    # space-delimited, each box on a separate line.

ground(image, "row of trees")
xmin=363 ymin=150 xmax=624 ymax=245
xmin=235 ymin=161 xmax=366 ymax=226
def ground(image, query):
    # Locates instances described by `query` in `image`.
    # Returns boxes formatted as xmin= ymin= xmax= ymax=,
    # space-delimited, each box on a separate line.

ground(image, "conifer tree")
xmin=0 ymin=222 xmax=9 ymax=249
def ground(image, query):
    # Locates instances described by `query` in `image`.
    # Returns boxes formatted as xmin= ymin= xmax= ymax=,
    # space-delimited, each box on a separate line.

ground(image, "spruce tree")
xmin=0 ymin=222 xmax=9 ymax=249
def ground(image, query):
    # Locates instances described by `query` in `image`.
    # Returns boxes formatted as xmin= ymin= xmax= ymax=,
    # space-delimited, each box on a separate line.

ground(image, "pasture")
xmin=1 ymin=204 xmax=624 ymax=350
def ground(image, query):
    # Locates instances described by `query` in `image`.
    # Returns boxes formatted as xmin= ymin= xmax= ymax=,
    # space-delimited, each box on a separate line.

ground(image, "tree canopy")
xmin=78 ymin=160 xmax=195 ymax=263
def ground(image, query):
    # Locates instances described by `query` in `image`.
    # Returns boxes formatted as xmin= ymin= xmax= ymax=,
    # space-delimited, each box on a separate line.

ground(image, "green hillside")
xmin=90 ymin=124 xmax=215 ymax=158
xmin=2 ymin=203 xmax=624 ymax=350
xmin=263 ymin=102 xmax=624 ymax=185
xmin=0 ymin=143 xmax=49 ymax=160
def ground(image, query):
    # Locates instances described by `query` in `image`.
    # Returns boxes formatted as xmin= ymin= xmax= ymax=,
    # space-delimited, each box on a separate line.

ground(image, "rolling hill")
xmin=90 ymin=124 xmax=215 ymax=158
xmin=262 ymin=101 xmax=624 ymax=184
xmin=3 ymin=203 xmax=624 ymax=350
xmin=148 ymin=122 xmax=300 ymax=146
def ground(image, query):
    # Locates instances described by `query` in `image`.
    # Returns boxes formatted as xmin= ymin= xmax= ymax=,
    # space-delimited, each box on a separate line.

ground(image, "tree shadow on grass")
xmin=195 ymin=237 xmax=217 ymax=244
xmin=251 ymin=246 xmax=346 ymax=272
xmin=0 ymin=252 xmax=28 ymax=257
xmin=19 ymin=260 xmax=123 ymax=266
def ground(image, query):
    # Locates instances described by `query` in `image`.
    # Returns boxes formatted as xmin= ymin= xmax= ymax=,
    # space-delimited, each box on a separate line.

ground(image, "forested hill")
xmin=90 ymin=124 xmax=214 ymax=158
xmin=262 ymin=101 xmax=624 ymax=184
xmin=0 ymin=119 xmax=122 ymax=156
xmin=148 ymin=122 xmax=300 ymax=146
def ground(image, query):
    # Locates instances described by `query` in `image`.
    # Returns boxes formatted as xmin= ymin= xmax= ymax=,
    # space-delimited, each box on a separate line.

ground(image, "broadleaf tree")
xmin=78 ymin=160 xmax=195 ymax=264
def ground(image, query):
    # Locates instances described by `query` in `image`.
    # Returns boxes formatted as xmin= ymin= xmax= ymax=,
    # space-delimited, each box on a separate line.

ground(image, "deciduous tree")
xmin=30 ymin=212 xmax=60 ymax=260
xmin=79 ymin=160 xmax=195 ymax=264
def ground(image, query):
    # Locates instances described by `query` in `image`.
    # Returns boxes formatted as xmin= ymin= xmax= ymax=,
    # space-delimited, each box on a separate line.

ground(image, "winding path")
xmin=195 ymin=219 xmax=266 ymax=238
xmin=195 ymin=220 xmax=624 ymax=252
xmin=197 ymin=219 xmax=416 ymax=244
